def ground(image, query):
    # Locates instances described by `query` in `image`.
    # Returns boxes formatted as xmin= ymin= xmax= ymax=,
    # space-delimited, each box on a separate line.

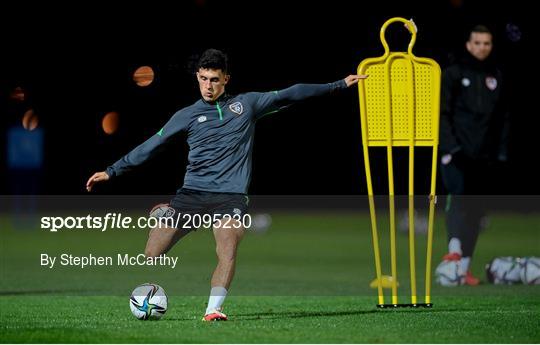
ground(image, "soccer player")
xmin=437 ymin=25 xmax=510 ymax=285
xmin=86 ymin=49 xmax=367 ymax=320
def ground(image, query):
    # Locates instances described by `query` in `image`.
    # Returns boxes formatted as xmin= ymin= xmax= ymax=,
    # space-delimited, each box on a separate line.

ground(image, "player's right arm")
xmin=86 ymin=171 xmax=110 ymax=192
xmin=86 ymin=109 xmax=190 ymax=192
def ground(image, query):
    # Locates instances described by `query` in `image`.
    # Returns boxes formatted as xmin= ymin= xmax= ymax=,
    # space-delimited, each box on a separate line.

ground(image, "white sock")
xmin=448 ymin=237 xmax=462 ymax=255
xmin=460 ymin=257 xmax=471 ymax=275
xmin=205 ymin=287 xmax=228 ymax=315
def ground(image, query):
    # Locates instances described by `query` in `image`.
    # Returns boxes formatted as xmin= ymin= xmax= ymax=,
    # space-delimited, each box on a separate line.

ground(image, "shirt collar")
xmin=201 ymin=92 xmax=231 ymax=106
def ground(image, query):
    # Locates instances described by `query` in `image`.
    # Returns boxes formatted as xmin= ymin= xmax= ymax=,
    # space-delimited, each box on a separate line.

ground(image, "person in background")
xmin=437 ymin=25 xmax=510 ymax=285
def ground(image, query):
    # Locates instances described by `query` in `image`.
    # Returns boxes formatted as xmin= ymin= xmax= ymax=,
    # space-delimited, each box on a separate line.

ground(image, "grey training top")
xmin=106 ymin=80 xmax=347 ymax=194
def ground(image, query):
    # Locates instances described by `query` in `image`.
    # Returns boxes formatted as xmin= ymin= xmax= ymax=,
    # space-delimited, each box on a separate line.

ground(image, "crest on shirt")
xmin=229 ymin=102 xmax=244 ymax=115
xmin=486 ymin=77 xmax=498 ymax=91
xmin=198 ymin=115 xmax=207 ymax=123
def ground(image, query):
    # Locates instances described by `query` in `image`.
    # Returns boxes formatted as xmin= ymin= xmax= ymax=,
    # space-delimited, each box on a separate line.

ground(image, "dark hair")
xmin=197 ymin=49 xmax=229 ymax=74
xmin=470 ymin=25 xmax=492 ymax=36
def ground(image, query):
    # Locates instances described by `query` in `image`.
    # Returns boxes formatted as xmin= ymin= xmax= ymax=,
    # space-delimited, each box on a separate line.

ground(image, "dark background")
xmin=1 ymin=0 xmax=536 ymax=195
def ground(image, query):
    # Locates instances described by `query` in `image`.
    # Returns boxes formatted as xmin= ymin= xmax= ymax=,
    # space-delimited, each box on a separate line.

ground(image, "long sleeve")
xmin=497 ymin=99 xmax=511 ymax=161
xmin=439 ymin=67 xmax=461 ymax=154
xmin=106 ymin=109 xmax=189 ymax=178
xmin=249 ymin=79 xmax=348 ymax=119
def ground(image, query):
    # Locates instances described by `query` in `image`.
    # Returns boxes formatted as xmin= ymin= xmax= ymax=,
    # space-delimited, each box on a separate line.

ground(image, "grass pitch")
xmin=1 ymin=211 xmax=539 ymax=343
xmin=1 ymin=294 xmax=539 ymax=343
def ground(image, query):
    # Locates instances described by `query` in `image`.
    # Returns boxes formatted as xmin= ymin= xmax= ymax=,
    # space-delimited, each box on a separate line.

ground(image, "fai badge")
xmin=229 ymin=102 xmax=244 ymax=115
xmin=486 ymin=77 xmax=498 ymax=91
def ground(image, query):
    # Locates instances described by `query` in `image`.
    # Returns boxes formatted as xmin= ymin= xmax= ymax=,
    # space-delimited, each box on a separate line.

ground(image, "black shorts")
xmin=162 ymin=188 xmax=249 ymax=230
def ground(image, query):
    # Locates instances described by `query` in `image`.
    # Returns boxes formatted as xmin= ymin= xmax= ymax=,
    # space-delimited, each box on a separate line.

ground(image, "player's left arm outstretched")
xmin=344 ymin=74 xmax=368 ymax=86
xmin=276 ymin=74 xmax=367 ymax=100
xmin=249 ymin=74 xmax=367 ymax=118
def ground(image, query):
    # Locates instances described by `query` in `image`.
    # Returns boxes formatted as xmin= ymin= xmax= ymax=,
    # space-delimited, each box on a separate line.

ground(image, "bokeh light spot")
xmin=133 ymin=66 xmax=155 ymax=87
xmin=102 ymin=112 xmax=120 ymax=135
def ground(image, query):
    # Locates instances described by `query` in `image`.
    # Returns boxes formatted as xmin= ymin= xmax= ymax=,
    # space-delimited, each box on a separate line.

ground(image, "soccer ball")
xmin=435 ymin=260 xmax=463 ymax=286
xmin=251 ymin=213 xmax=272 ymax=233
xmin=129 ymin=283 xmax=168 ymax=320
xmin=398 ymin=210 xmax=428 ymax=235
xmin=520 ymin=257 xmax=540 ymax=285
xmin=485 ymin=257 xmax=523 ymax=284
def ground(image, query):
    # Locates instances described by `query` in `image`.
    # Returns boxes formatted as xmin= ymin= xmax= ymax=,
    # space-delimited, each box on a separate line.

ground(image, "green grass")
xmin=1 ymin=295 xmax=539 ymax=343
xmin=1 ymin=211 xmax=539 ymax=343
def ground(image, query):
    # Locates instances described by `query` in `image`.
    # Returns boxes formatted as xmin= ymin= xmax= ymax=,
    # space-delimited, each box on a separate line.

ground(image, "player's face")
xmin=466 ymin=32 xmax=493 ymax=61
xmin=196 ymin=68 xmax=229 ymax=102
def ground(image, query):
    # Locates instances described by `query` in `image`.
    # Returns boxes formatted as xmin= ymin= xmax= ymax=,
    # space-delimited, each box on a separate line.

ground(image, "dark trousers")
xmin=440 ymin=157 xmax=492 ymax=258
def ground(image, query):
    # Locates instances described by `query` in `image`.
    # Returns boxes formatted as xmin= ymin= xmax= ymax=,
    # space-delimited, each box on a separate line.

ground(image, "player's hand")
xmin=344 ymin=74 xmax=368 ymax=87
xmin=86 ymin=171 xmax=110 ymax=192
